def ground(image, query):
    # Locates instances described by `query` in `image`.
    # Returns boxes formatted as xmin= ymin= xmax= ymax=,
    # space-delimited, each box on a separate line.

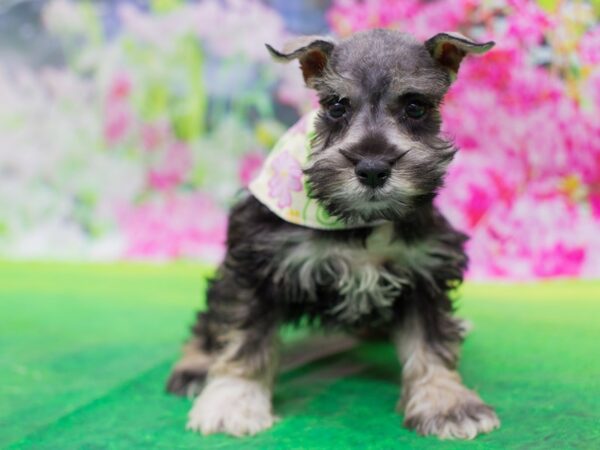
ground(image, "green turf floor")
xmin=1 ymin=262 xmax=599 ymax=449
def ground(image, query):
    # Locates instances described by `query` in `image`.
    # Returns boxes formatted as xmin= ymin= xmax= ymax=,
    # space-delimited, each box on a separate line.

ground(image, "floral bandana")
xmin=249 ymin=110 xmax=384 ymax=230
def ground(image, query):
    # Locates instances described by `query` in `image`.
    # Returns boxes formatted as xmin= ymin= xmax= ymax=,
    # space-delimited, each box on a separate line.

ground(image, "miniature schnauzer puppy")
xmin=167 ymin=29 xmax=499 ymax=440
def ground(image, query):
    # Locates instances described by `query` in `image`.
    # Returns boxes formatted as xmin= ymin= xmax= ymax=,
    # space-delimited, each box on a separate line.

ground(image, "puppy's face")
xmin=268 ymin=30 xmax=493 ymax=223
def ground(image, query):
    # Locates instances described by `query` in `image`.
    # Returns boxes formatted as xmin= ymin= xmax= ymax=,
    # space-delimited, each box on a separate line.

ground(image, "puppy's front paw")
xmin=187 ymin=376 xmax=275 ymax=437
xmin=401 ymin=382 xmax=499 ymax=440
xmin=404 ymin=399 xmax=499 ymax=440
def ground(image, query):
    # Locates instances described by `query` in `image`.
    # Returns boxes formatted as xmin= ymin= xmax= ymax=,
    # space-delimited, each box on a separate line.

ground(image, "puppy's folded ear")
xmin=425 ymin=32 xmax=494 ymax=80
xmin=266 ymin=36 xmax=335 ymax=87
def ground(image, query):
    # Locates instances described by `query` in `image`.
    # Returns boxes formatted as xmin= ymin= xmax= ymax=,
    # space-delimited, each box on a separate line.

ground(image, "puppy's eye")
xmin=328 ymin=102 xmax=347 ymax=119
xmin=405 ymin=101 xmax=427 ymax=119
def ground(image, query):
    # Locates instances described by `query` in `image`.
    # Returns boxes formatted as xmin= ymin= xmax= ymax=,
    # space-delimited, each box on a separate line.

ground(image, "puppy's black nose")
xmin=355 ymin=159 xmax=391 ymax=188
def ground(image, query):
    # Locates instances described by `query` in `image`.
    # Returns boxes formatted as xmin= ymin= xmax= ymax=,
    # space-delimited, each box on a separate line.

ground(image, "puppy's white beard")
xmin=335 ymin=176 xmax=420 ymax=220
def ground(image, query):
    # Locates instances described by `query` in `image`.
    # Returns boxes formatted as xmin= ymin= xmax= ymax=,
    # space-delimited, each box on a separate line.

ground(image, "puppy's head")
xmin=267 ymin=29 xmax=493 ymax=223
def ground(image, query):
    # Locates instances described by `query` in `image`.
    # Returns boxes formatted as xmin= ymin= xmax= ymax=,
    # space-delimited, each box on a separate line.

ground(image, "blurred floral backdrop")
xmin=0 ymin=0 xmax=599 ymax=280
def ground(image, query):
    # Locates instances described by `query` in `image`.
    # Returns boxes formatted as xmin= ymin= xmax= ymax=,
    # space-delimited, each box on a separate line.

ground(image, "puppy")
xmin=167 ymin=29 xmax=499 ymax=440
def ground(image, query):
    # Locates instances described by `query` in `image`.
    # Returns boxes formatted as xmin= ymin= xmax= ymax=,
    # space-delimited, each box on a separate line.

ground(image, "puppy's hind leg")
xmin=166 ymin=336 xmax=213 ymax=397
xmin=166 ymin=311 xmax=218 ymax=396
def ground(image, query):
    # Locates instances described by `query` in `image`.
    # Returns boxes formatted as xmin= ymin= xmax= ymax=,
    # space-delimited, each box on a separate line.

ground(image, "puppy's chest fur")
xmin=273 ymin=222 xmax=452 ymax=325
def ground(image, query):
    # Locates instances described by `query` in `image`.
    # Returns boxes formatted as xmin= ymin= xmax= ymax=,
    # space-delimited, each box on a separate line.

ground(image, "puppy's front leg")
xmin=394 ymin=309 xmax=499 ymax=440
xmin=187 ymin=324 xmax=279 ymax=437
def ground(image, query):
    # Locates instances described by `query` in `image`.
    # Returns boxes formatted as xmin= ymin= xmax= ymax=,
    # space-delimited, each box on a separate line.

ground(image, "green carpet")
xmin=1 ymin=262 xmax=599 ymax=449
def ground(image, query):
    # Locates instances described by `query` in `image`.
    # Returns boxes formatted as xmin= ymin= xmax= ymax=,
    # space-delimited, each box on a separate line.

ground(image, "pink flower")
xmin=327 ymin=0 xmax=421 ymax=36
xmin=117 ymin=193 xmax=227 ymax=262
xmin=103 ymin=73 xmax=134 ymax=146
xmin=466 ymin=192 xmax=596 ymax=280
xmin=104 ymin=106 xmax=132 ymax=146
xmin=407 ymin=0 xmax=475 ymax=40
xmin=578 ymin=26 xmax=600 ymax=65
xmin=586 ymin=69 xmax=600 ymax=115
xmin=267 ymin=150 xmax=303 ymax=208
xmin=147 ymin=142 xmax=192 ymax=192
xmin=327 ymin=0 xmax=475 ymax=39
xmin=238 ymin=151 xmax=265 ymax=187
xmin=437 ymin=153 xmax=523 ymax=232
xmin=505 ymin=0 xmax=554 ymax=47
xmin=140 ymin=122 xmax=170 ymax=152
xmin=590 ymin=193 xmax=600 ymax=220
xmin=108 ymin=73 xmax=132 ymax=102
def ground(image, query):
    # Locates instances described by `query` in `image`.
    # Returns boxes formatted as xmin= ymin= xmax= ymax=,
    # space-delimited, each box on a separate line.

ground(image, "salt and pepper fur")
xmin=167 ymin=29 xmax=498 ymax=440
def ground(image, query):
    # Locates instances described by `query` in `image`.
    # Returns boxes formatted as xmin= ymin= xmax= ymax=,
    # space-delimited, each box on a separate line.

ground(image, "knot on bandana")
xmin=249 ymin=110 xmax=385 ymax=230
